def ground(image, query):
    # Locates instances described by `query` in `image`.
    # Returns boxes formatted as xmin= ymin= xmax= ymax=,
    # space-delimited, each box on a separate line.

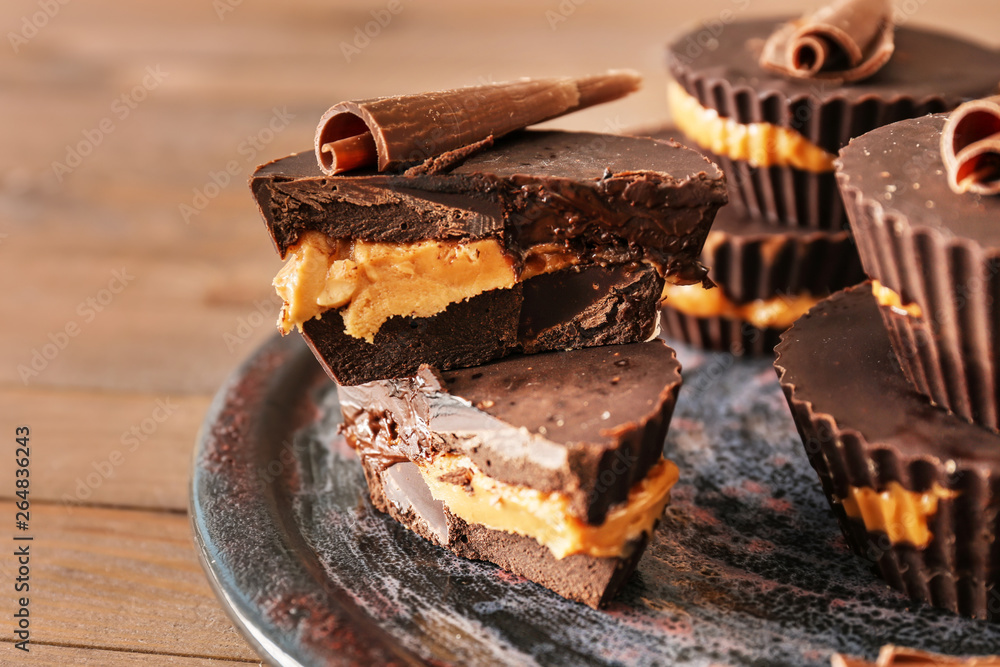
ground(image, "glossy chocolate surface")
xmin=775 ymin=284 xmax=1000 ymax=619
xmin=777 ymin=285 xmax=1000 ymax=466
xmin=667 ymin=19 xmax=1000 ymax=154
xmin=838 ymin=114 xmax=1000 ymax=248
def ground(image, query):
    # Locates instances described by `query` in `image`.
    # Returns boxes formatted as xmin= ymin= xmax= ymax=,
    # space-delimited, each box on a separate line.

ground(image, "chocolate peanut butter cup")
xmin=632 ymin=125 xmax=866 ymax=355
xmin=838 ymin=113 xmax=1000 ymax=432
xmin=775 ymin=284 xmax=1000 ymax=621
xmin=253 ymin=129 xmax=726 ymax=385
xmin=666 ymin=17 xmax=1000 ymax=229
xmin=339 ymin=340 xmax=683 ymax=608
xmin=658 ymin=194 xmax=865 ymax=355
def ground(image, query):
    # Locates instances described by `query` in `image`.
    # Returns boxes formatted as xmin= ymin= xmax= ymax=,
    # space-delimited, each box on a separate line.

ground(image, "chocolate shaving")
xmin=315 ymin=70 xmax=641 ymax=175
xmin=437 ymin=467 xmax=474 ymax=493
xmin=942 ymin=95 xmax=1000 ymax=195
xmin=402 ymin=136 xmax=494 ymax=177
xmin=759 ymin=0 xmax=894 ymax=83
xmin=833 ymin=645 xmax=1000 ymax=667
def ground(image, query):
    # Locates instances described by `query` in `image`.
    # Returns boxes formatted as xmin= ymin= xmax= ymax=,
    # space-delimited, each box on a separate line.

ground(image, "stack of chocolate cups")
xmin=663 ymin=0 xmax=1000 ymax=621
xmin=249 ymin=73 xmax=733 ymax=608
xmin=659 ymin=6 xmax=999 ymax=355
xmin=777 ymin=105 xmax=1000 ymax=621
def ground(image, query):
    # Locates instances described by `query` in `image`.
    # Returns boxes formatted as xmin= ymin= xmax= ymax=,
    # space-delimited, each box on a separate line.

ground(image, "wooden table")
xmin=1 ymin=0 xmax=996 ymax=663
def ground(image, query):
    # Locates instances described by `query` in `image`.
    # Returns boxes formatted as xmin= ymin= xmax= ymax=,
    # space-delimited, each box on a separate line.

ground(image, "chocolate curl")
xmin=833 ymin=645 xmax=1000 ymax=667
xmin=759 ymin=0 xmax=894 ymax=83
xmin=942 ymin=95 xmax=1000 ymax=195
xmin=315 ymin=70 xmax=641 ymax=175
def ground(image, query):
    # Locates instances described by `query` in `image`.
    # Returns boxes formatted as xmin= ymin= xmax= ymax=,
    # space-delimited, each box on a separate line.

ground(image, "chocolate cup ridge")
xmin=694 ymin=205 xmax=865 ymax=306
xmin=837 ymin=114 xmax=1000 ymax=431
xmin=645 ymin=187 xmax=866 ymax=355
xmin=775 ymin=284 xmax=1000 ymax=621
xmin=667 ymin=20 xmax=1000 ymax=156
xmin=706 ymin=154 xmax=847 ymax=230
xmin=659 ymin=308 xmax=784 ymax=357
xmin=666 ymin=18 xmax=1000 ymax=229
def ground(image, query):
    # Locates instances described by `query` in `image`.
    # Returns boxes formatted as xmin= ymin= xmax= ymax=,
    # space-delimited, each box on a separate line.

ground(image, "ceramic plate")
xmin=190 ymin=334 xmax=1000 ymax=666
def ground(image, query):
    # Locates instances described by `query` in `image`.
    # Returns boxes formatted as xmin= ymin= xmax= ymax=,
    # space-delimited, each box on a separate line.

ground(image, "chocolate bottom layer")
xmin=775 ymin=284 xmax=1000 ymax=621
xmin=304 ymin=263 xmax=662 ymax=386
xmin=876 ymin=301 xmax=998 ymax=432
xmin=359 ymin=456 xmax=648 ymax=609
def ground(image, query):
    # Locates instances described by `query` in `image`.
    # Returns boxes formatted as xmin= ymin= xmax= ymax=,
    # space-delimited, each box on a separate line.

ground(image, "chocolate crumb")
xmin=438 ymin=467 xmax=474 ymax=493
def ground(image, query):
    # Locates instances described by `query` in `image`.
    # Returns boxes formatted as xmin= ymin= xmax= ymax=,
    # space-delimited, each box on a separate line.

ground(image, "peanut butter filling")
xmin=871 ymin=280 xmax=924 ymax=319
xmin=667 ymin=81 xmax=836 ymax=172
xmin=414 ymin=453 xmax=679 ymax=559
xmin=661 ymin=280 xmax=820 ymax=330
xmin=273 ymin=231 xmax=518 ymax=342
xmin=839 ymin=482 xmax=958 ymax=548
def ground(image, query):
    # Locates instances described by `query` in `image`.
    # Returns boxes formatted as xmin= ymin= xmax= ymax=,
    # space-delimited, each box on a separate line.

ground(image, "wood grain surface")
xmin=1 ymin=0 xmax=996 ymax=663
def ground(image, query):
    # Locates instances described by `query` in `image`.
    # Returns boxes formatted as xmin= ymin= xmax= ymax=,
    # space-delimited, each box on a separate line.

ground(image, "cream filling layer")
xmin=416 ymin=453 xmax=679 ymax=559
xmin=871 ymin=280 xmax=924 ymax=319
xmin=667 ymin=81 xmax=836 ymax=172
xmin=840 ymin=482 xmax=958 ymax=548
xmin=273 ymin=231 xmax=517 ymax=342
xmin=661 ymin=281 xmax=819 ymax=330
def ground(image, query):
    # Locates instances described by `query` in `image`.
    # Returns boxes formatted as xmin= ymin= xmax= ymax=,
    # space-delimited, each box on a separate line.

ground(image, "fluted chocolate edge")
xmin=659 ymin=309 xmax=783 ymax=357
xmin=775 ymin=287 xmax=1000 ymax=620
xmin=667 ymin=61 xmax=952 ymax=157
xmin=700 ymin=212 xmax=865 ymax=303
xmin=658 ymin=208 xmax=865 ymax=356
xmin=837 ymin=166 xmax=1000 ymax=431
xmin=710 ymin=152 xmax=847 ymax=230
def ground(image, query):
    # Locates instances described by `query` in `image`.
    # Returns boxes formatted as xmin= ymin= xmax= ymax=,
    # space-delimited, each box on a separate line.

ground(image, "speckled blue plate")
xmin=190 ymin=333 xmax=1000 ymax=666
